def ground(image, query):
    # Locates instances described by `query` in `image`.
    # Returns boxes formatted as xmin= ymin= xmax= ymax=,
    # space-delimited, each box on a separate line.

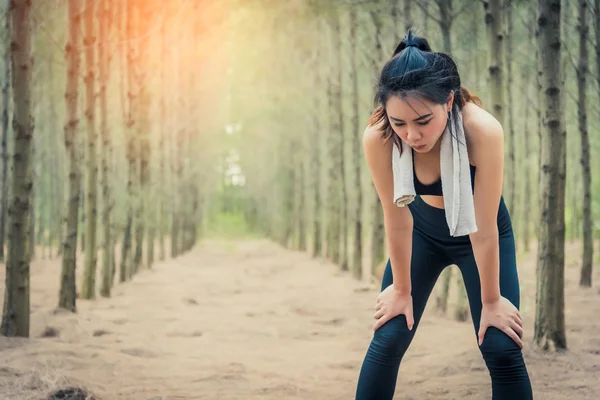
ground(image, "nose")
xmin=406 ymin=125 xmax=421 ymax=142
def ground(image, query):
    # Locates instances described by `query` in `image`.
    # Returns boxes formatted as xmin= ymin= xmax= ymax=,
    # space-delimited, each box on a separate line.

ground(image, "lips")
xmin=413 ymin=144 xmax=426 ymax=150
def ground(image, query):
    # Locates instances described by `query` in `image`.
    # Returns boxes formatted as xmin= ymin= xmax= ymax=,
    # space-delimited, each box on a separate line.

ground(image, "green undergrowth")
xmin=204 ymin=211 xmax=262 ymax=240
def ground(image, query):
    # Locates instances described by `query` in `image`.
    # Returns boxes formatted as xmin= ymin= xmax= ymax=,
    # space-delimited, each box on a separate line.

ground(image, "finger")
xmin=405 ymin=307 xmax=415 ymax=330
xmin=514 ymin=312 xmax=523 ymax=326
xmin=478 ymin=325 xmax=488 ymax=346
xmin=373 ymin=315 xmax=388 ymax=332
xmin=373 ymin=308 xmax=384 ymax=319
xmin=504 ymin=327 xmax=523 ymax=349
xmin=511 ymin=320 xmax=524 ymax=338
xmin=374 ymin=302 xmax=382 ymax=311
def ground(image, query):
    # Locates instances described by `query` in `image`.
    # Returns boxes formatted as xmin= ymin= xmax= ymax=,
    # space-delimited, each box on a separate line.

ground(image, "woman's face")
xmin=385 ymin=94 xmax=453 ymax=153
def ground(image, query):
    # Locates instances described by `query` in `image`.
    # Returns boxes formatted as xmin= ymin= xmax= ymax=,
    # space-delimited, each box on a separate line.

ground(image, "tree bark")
xmin=99 ymin=0 xmax=114 ymax=297
xmin=58 ymin=0 xmax=82 ymax=313
xmin=505 ymin=0 xmax=517 ymax=223
xmin=1 ymin=0 xmax=34 ymax=337
xmin=484 ymin=0 xmax=505 ymax=125
xmin=81 ymin=0 xmax=98 ymax=300
xmin=121 ymin=0 xmax=137 ymax=277
xmin=334 ymin=12 xmax=348 ymax=271
xmin=369 ymin=9 xmax=386 ymax=275
xmin=326 ymin=12 xmax=342 ymax=266
xmin=534 ymin=0 xmax=567 ymax=351
xmin=576 ymin=0 xmax=593 ymax=287
xmin=349 ymin=5 xmax=362 ymax=279
xmin=158 ymin=20 xmax=167 ymax=262
xmin=0 ymin=3 xmax=10 ymax=263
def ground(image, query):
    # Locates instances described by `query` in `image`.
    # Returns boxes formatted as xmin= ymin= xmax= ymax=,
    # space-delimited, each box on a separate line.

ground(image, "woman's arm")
xmin=465 ymin=111 xmax=504 ymax=304
xmin=363 ymin=125 xmax=413 ymax=294
xmin=465 ymin=107 xmax=524 ymax=348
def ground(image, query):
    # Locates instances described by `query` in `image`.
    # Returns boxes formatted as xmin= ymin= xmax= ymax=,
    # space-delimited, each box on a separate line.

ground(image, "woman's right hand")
xmin=373 ymin=284 xmax=414 ymax=332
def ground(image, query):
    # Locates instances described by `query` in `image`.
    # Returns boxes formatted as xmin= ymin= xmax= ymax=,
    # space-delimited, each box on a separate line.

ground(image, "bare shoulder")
xmin=362 ymin=119 xmax=389 ymax=147
xmin=462 ymin=102 xmax=504 ymax=165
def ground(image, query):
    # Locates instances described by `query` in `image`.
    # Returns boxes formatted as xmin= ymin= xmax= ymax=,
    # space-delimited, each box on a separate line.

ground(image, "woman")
xmin=356 ymin=29 xmax=533 ymax=399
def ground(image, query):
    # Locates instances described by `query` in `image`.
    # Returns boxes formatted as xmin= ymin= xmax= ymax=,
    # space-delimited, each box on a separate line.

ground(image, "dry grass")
xmin=0 ymin=363 xmax=98 ymax=400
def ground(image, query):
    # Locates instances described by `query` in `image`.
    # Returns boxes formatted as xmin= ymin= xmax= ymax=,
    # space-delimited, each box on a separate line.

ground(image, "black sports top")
xmin=412 ymin=150 xmax=477 ymax=196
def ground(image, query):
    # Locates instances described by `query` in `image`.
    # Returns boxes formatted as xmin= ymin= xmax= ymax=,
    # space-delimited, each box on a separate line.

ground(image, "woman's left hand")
xmin=478 ymin=296 xmax=524 ymax=348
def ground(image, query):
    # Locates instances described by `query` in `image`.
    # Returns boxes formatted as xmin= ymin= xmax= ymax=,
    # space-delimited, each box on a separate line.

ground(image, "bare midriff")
xmin=421 ymin=195 xmax=445 ymax=209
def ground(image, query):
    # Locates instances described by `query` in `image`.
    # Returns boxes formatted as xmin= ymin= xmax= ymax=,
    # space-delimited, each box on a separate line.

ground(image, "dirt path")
xmin=0 ymin=239 xmax=599 ymax=399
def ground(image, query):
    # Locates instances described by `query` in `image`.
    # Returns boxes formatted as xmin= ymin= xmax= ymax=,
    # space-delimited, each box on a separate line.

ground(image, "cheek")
xmin=424 ymin=120 xmax=447 ymax=138
xmin=390 ymin=125 xmax=405 ymax=139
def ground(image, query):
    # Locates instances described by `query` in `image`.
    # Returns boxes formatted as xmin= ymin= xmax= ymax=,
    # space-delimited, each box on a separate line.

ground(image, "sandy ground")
xmin=0 ymin=238 xmax=599 ymax=400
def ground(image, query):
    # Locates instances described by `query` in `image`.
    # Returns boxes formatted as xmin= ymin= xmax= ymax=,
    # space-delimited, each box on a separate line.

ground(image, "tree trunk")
xmin=47 ymin=55 xmax=62 ymax=260
xmin=369 ymin=9 xmax=386 ymax=275
xmin=576 ymin=0 xmax=593 ymax=287
xmin=326 ymin=12 xmax=342 ymax=266
xmin=404 ymin=0 xmax=413 ymax=31
xmin=58 ymin=0 xmax=82 ymax=313
xmin=311 ymin=22 xmax=323 ymax=258
xmin=120 ymin=215 xmax=132 ymax=282
xmin=0 ymin=5 xmax=9 ymax=263
xmin=1 ymin=0 xmax=33 ymax=337
xmin=349 ymin=5 xmax=362 ymax=280
xmin=534 ymin=0 xmax=567 ymax=351
xmin=594 ymin=0 xmax=600 ymax=273
xmin=312 ymin=109 xmax=323 ymax=257
xmin=81 ymin=0 xmax=98 ymax=300
xmin=484 ymin=0 xmax=505 ymax=125
xmin=391 ymin=1 xmax=401 ymax=43
xmin=438 ymin=1 xmax=453 ymax=56
xmin=298 ymin=156 xmax=307 ymax=252
xmin=421 ymin=0 xmax=430 ymax=32
xmin=79 ymin=188 xmax=84 ymax=253
xmin=505 ymin=0 xmax=517 ymax=224
xmin=28 ymin=160 xmax=34 ymax=261
xmin=99 ymin=0 xmax=113 ymax=297
xmin=334 ymin=12 xmax=348 ymax=272
xmin=521 ymin=72 xmax=531 ymax=253
xmin=122 ymin=0 xmax=137 ymax=277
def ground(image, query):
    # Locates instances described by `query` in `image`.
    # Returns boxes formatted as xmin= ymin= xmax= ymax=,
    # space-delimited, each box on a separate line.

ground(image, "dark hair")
xmin=369 ymin=28 xmax=481 ymax=146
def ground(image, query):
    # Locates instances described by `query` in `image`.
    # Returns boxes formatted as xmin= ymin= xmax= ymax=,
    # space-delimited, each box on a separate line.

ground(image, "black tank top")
xmin=412 ymin=153 xmax=477 ymax=196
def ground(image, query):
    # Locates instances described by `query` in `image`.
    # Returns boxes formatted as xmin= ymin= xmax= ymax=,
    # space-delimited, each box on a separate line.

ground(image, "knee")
xmin=368 ymin=317 xmax=412 ymax=362
xmin=479 ymin=327 xmax=524 ymax=369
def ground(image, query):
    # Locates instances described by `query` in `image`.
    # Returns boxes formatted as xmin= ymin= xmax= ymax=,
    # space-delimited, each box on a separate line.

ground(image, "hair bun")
xmin=392 ymin=28 xmax=432 ymax=56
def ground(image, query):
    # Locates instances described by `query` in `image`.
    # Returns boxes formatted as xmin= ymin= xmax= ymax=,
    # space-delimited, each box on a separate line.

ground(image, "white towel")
xmin=392 ymin=109 xmax=478 ymax=237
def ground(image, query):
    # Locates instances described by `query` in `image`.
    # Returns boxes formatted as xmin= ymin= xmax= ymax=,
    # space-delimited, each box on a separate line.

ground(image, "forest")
xmin=0 ymin=0 xmax=598 ymax=399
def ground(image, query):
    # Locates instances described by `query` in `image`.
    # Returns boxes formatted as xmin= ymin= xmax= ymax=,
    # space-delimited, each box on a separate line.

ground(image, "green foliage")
xmin=204 ymin=211 xmax=260 ymax=239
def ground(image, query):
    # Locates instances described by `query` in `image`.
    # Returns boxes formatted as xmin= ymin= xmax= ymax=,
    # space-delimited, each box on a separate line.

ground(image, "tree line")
xmin=0 ymin=0 xmax=596 ymax=355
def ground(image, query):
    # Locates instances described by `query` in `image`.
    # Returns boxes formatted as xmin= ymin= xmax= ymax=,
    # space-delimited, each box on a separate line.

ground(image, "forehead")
xmin=386 ymin=95 xmax=437 ymax=119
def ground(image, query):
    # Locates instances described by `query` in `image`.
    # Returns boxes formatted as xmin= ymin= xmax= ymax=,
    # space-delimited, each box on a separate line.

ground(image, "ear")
xmin=446 ymin=91 xmax=455 ymax=112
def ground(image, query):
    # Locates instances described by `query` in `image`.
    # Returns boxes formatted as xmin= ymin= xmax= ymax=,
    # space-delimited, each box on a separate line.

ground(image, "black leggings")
xmin=355 ymin=196 xmax=533 ymax=399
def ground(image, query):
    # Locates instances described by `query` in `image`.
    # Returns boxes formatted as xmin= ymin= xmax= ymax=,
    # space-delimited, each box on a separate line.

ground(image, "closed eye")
xmin=395 ymin=119 xmax=432 ymax=127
